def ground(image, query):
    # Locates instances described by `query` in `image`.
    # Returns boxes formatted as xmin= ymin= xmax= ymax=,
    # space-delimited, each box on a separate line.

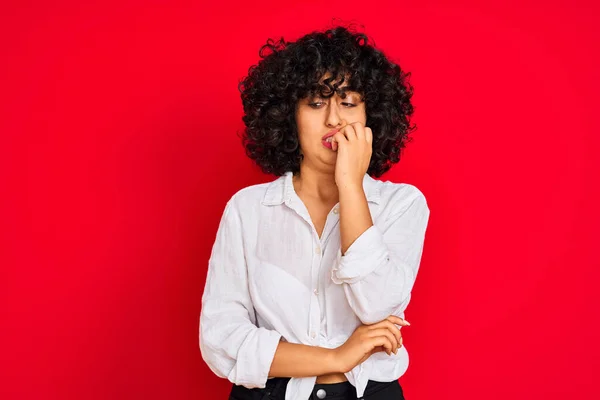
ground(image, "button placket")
xmin=306 ymin=235 xmax=319 ymax=343
xmin=285 ymin=181 xmax=328 ymax=345
xmin=308 ymin=234 xmax=324 ymax=344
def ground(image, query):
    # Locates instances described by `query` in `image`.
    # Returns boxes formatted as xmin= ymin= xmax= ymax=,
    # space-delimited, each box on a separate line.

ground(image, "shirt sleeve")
xmin=331 ymin=187 xmax=430 ymax=324
xmin=199 ymin=198 xmax=282 ymax=388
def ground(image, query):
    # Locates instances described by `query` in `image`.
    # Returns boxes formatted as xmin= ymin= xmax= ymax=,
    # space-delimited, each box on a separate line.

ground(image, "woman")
xmin=200 ymin=24 xmax=430 ymax=400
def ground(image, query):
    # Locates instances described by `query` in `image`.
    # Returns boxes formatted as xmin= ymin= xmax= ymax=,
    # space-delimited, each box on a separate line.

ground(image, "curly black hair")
xmin=238 ymin=23 xmax=416 ymax=177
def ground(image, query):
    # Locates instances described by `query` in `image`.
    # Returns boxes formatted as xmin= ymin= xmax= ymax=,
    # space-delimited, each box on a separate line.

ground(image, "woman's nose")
xmin=326 ymin=103 xmax=342 ymax=128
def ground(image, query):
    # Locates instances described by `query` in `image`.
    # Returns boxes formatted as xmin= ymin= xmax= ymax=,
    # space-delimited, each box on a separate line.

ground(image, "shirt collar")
xmin=261 ymin=171 xmax=381 ymax=206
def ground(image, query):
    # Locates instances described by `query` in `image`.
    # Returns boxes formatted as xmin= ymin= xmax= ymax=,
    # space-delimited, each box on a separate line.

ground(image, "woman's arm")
xmin=270 ymin=315 xmax=408 ymax=377
xmin=269 ymin=342 xmax=338 ymax=377
xmin=335 ymin=185 xmax=430 ymax=324
xmin=200 ymin=198 xmax=283 ymax=388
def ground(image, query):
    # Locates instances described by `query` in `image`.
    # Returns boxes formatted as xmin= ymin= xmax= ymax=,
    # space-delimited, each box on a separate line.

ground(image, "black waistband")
xmin=233 ymin=377 xmax=398 ymax=400
xmin=265 ymin=378 xmax=356 ymax=399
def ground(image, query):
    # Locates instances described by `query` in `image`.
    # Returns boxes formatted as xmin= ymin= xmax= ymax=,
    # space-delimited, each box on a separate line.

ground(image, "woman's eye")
xmin=308 ymin=102 xmax=356 ymax=108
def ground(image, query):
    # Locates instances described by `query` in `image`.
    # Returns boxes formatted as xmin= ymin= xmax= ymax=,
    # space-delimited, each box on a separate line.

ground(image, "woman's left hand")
xmin=332 ymin=121 xmax=373 ymax=189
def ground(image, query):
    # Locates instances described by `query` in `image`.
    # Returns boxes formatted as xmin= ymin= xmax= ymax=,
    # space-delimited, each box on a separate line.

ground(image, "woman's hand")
xmin=332 ymin=315 xmax=409 ymax=374
xmin=332 ymin=121 xmax=373 ymax=189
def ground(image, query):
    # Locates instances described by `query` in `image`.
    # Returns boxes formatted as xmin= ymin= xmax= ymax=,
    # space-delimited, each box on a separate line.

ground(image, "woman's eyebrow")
xmin=335 ymin=88 xmax=360 ymax=98
xmin=306 ymin=86 xmax=359 ymax=99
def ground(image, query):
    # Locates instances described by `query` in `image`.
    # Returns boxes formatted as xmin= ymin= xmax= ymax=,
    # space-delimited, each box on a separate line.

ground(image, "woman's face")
xmin=295 ymin=75 xmax=367 ymax=171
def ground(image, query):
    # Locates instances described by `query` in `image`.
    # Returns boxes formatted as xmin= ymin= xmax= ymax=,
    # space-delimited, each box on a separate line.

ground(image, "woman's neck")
xmin=292 ymin=165 xmax=339 ymax=204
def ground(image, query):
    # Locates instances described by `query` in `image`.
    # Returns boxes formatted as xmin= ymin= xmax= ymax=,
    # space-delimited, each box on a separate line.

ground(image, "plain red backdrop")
xmin=1 ymin=0 xmax=599 ymax=399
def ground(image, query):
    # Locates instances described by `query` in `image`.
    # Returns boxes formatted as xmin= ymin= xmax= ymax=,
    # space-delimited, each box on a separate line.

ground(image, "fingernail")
xmin=404 ymin=320 xmax=411 ymax=326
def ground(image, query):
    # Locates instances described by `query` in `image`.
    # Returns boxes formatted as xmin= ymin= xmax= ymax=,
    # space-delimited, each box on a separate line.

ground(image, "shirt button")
xmin=333 ymin=207 xmax=339 ymax=214
xmin=313 ymin=288 xmax=319 ymax=295
xmin=315 ymin=246 xmax=321 ymax=255
xmin=310 ymin=332 xmax=316 ymax=339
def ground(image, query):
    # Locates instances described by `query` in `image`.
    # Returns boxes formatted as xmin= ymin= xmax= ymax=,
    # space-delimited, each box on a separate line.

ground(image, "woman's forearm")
xmin=268 ymin=341 xmax=340 ymax=378
xmin=338 ymin=184 xmax=373 ymax=255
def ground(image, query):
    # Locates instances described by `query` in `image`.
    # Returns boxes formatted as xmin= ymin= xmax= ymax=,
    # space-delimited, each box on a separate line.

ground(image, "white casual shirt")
xmin=199 ymin=171 xmax=430 ymax=400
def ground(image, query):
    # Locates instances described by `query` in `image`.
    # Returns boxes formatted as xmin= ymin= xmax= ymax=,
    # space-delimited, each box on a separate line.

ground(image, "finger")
xmin=386 ymin=315 xmax=410 ymax=327
xmin=384 ymin=321 xmax=402 ymax=348
xmin=366 ymin=328 xmax=398 ymax=348
xmin=331 ymin=120 xmax=348 ymax=144
xmin=339 ymin=123 xmax=357 ymax=141
xmin=332 ymin=132 xmax=347 ymax=150
xmin=365 ymin=127 xmax=373 ymax=144
xmin=351 ymin=122 xmax=365 ymax=141
xmin=370 ymin=336 xmax=394 ymax=355
xmin=367 ymin=328 xmax=398 ymax=352
xmin=367 ymin=315 xmax=409 ymax=327
xmin=368 ymin=321 xmax=401 ymax=349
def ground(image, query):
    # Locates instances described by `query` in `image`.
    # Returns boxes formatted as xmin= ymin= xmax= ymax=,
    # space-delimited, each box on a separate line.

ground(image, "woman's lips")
xmin=321 ymin=129 xmax=339 ymax=150
xmin=321 ymin=129 xmax=339 ymax=141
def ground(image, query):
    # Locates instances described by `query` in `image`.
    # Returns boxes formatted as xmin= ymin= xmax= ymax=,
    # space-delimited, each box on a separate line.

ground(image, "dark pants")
xmin=229 ymin=377 xmax=406 ymax=400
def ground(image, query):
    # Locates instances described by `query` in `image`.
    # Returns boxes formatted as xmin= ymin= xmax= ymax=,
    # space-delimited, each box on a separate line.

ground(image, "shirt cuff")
xmin=227 ymin=328 xmax=282 ymax=388
xmin=331 ymin=224 xmax=390 ymax=285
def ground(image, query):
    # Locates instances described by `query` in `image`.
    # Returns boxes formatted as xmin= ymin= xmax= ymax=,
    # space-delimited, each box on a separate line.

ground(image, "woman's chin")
xmin=318 ymin=154 xmax=337 ymax=168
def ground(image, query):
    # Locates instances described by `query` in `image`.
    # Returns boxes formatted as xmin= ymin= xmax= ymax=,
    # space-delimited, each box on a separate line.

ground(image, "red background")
xmin=1 ymin=1 xmax=599 ymax=399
